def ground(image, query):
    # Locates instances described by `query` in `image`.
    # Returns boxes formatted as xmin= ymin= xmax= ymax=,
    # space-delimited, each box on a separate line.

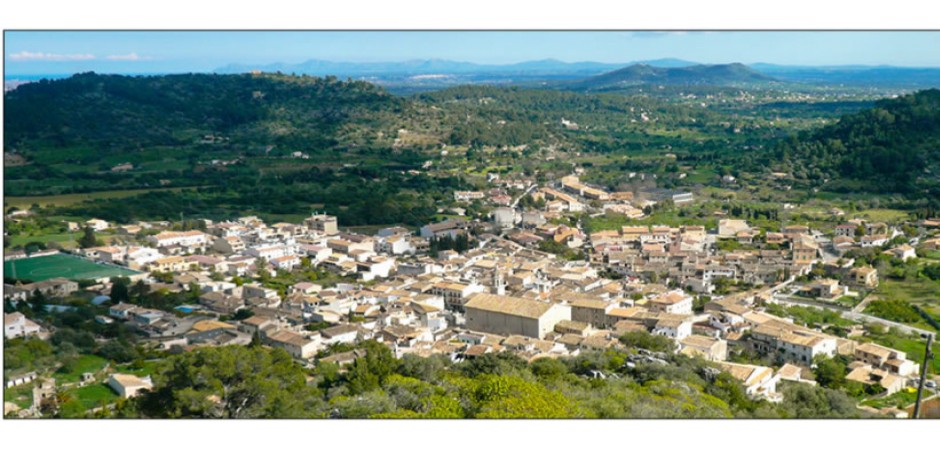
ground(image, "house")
xmin=18 ymin=278 xmax=79 ymax=298
xmin=432 ymin=281 xmax=486 ymax=312
xmin=291 ymin=282 xmax=321 ymax=295
xmin=648 ymin=290 xmax=693 ymax=315
xmin=238 ymin=315 xmax=277 ymax=336
xmin=464 ymin=293 xmax=572 ymax=339
xmin=454 ymin=191 xmax=485 ymax=202
xmin=652 ymin=316 xmax=693 ymax=341
xmin=357 ymin=256 xmax=396 ymax=280
xmin=835 ymin=224 xmax=857 ymax=238
xmin=108 ymin=374 xmax=153 ymax=398
xmin=247 ymin=244 xmax=297 ymax=260
xmin=108 ymin=303 xmax=139 ymax=320
xmin=718 ymin=220 xmax=751 ymax=238
xmin=845 ymin=364 xmax=907 ymax=396
xmin=266 ymin=330 xmax=319 ymax=359
xmin=850 ymin=266 xmax=879 ymax=289
xmin=860 ymin=234 xmax=889 ymax=248
xmin=199 ymin=292 xmax=244 ymax=315
xmin=776 ymin=363 xmax=816 ymax=386
xmin=791 ymin=235 xmax=818 ymax=265
xmin=125 ymin=247 xmax=163 ymax=269
xmin=568 ymin=297 xmax=615 ymax=328
xmin=326 ymin=238 xmax=373 ymax=256
xmin=117 ymin=224 xmax=142 ymax=235
xmin=883 ymin=245 xmax=917 ymax=261
xmin=320 ymin=324 xmax=360 ymax=345
xmin=300 ymin=244 xmax=332 ymax=262
xmin=716 ymin=362 xmax=781 ymax=401
xmin=148 ymin=230 xmax=210 ymax=249
xmin=303 ymin=214 xmax=339 ymax=235
xmin=678 ymin=335 xmax=728 ymax=361
xmin=491 ymin=207 xmax=518 ymax=228
xmin=806 ymin=279 xmax=847 ymax=299
xmin=854 ymin=342 xmax=920 ymax=377
xmin=85 ymin=218 xmax=110 ymax=231
xmin=419 ymin=219 xmax=469 ymax=239
xmin=749 ymin=321 xmax=837 ymax=365
xmin=270 ymin=254 xmax=301 ymax=271
xmin=149 ymin=256 xmax=189 ymax=273
xmin=375 ymin=235 xmax=415 ymax=255
xmin=213 ymin=236 xmax=246 ymax=255
xmin=4 ymin=312 xmax=42 ymax=339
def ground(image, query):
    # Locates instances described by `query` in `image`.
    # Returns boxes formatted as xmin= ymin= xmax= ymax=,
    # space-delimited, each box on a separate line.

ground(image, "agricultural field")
xmin=872 ymin=277 xmax=940 ymax=328
xmin=5 ymin=187 xmax=193 ymax=210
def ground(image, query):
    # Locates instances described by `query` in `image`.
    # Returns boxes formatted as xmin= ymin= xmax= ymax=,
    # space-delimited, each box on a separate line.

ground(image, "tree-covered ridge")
xmin=573 ymin=63 xmax=776 ymax=91
xmin=766 ymin=88 xmax=940 ymax=195
xmin=4 ymin=72 xmax=399 ymax=157
xmin=124 ymin=342 xmax=865 ymax=419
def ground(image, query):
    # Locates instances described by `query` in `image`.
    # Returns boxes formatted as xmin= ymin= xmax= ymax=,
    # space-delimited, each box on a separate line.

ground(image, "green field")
xmin=70 ymin=383 xmax=119 ymax=409
xmin=860 ymin=388 xmax=920 ymax=409
xmin=4 ymin=254 xmax=140 ymax=282
xmin=5 ymin=187 xmax=193 ymax=210
xmin=54 ymin=354 xmax=109 ymax=383
xmin=874 ymin=277 xmax=940 ymax=327
xmin=3 ymin=383 xmax=34 ymax=409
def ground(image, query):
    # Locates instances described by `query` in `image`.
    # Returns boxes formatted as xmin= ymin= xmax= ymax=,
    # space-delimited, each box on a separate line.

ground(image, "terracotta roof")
xmin=464 ymin=293 xmax=556 ymax=319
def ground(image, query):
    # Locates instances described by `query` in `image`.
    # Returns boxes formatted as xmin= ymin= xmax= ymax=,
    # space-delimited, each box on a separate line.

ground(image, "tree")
xmin=78 ymin=226 xmax=97 ymax=248
xmin=130 ymin=280 xmax=149 ymax=299
xmin=812 ymin=355 xmax=847 ymax=389
xmin=346 ymin=340 xmax=399 ymax=394
xmin=618 ymin=331 xmax=675 ymax=353
xmin=138 ymin=346 xmax=320 ymax=418
xmin=232 ymin=309 xmax=254 ymax=321
xmin=110 ymin=278 xmax=130 ymax=303
xmin=97 ymin=340 xmax=139 ymax=363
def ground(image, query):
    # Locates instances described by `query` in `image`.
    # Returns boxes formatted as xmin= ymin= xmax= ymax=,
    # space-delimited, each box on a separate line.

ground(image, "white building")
xmin=648 ymin=290 xmax=694 ymax=315
xmin=108 ymin=374 xmax=153 ymax=398
xmin=652 ymin=317 xmax=693 ymax=341
xmin=4 ymin=312 xmax=42 ymax=339
xmin=247 ymin=244 xmax=297 ymax=260
xmin=148 ymin=230 xmax=210 ymax=249
xmin=717 ymin=362 xmax=781 ymax=402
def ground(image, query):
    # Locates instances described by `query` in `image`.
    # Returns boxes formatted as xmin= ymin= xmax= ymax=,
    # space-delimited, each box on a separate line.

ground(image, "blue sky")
xmin=6 ymin=31 xmax=940 ymax=75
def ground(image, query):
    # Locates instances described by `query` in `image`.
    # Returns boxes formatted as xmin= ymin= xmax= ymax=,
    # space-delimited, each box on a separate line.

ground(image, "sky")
xmin=6 ymin=31 xmax=940 ymax=76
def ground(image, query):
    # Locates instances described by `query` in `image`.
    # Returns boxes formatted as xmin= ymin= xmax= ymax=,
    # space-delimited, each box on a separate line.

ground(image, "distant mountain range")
xmin=214 ymin=58 xmax=700 ymax=77
xmin=213 ymin=58 xmax=940 ymax=89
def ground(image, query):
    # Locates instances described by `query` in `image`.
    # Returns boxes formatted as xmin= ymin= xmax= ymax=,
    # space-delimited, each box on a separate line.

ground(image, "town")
xmin=5 ymin=169 xmax=939 ymax=418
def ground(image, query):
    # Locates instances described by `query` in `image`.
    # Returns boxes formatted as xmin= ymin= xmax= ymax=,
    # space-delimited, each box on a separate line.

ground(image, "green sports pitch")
xmin=4 ymin=253 xmax=141 ymax=282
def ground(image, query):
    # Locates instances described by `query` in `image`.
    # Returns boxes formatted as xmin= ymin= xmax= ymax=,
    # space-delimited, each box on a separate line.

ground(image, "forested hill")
xmin=764 ymin=89 xmax=940 ymax=196
xmin=571 ymin=63 xmax=775 ymax=91
xmin=3 ymin=72 xmax=401 ymax=158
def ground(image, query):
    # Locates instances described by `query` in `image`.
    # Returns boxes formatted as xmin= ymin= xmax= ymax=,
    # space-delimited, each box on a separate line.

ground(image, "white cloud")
xmin=105 ymin=52 xmax=151 ymax=61
xmin=8 ymin=51 xmax=96 ymax=61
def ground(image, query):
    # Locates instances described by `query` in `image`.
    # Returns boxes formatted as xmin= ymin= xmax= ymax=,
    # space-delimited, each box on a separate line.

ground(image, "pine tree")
xmin=78 ymin=226 xmax=97 ymax=248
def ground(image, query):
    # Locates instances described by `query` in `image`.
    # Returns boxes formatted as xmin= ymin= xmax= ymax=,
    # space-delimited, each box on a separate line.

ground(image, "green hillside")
xmin=763 ymin=89 xmax=940 ymax=196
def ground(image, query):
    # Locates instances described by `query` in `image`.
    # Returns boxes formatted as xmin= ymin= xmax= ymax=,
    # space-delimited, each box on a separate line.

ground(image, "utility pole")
xmin=912 ymin=333 xmax=935 ymax=419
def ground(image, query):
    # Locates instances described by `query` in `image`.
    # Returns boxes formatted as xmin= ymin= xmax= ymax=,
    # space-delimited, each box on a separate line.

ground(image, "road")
xmin=510 ymin=183 xmax=538 ymax=209
xmin=842 ymin=310 xmax=935 ymax=338
xmin=773 ymin=294 xmax=935 ymax=337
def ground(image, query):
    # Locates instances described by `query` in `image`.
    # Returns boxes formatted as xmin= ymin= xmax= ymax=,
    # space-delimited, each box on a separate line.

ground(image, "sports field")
xmin=4 ymin=253 xmax=140 ymax=282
